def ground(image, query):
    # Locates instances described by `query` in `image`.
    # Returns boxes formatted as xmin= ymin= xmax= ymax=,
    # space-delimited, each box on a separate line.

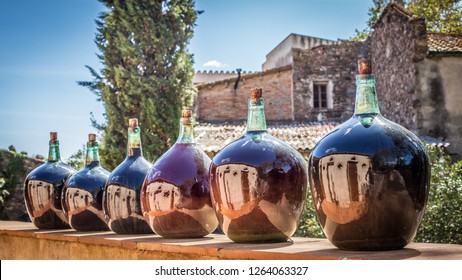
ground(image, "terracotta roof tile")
xmin=428 ymin=33 xmax=462 ymax=54
xmin=194 ymin=121 xmax=338 ymax=153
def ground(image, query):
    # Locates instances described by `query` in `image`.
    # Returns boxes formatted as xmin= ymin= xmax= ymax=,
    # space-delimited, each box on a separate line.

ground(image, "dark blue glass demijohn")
xmin=62 ymin=133 xmax=110 ymax=231
xmin=308 ymin=59 xmax=430 ymax=250
xmin=103 ymin=118 xmax=153 ymax=234
xmin=24 ymin=132 xmax=76 ymax=229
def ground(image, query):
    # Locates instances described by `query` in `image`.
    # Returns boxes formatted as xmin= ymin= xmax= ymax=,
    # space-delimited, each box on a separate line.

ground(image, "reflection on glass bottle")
xmin=62 ymin=134 xmax=110 ymax=231
xmin=210 ymin=88 xmax=308 ymax=243
xmin=141 ymin=110 xmax=218 ymax=238
xmin=24 ymin=132 xmax=76 ymax=229
xmin=308 ymin=59 xmax=430 ymax=250
xmin=103 ymin=118 xmax=153 ymax=234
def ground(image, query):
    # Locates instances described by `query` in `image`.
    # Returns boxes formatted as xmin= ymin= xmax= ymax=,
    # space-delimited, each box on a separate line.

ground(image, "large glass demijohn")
xmin=24 ymin=132 xmax=76 ymax=229
xmin=103 ymin=118 xmax=153 ymax=234
xmin=141 ymin=110 xmax=218 ymax=238
xmin=62 ymin=133 xmax=110 ymax=231
xmin=209 ymin=88 xmax=308 ymax=243
xmin=308 ymin=59 xmax=430 ymax=250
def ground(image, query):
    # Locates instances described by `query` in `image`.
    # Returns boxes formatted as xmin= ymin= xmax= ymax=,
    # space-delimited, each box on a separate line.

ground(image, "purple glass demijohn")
xmin=141 ymin=110 xmax=218 ymax=238
xmin=209 ymin=88 xmax=308 ymax=243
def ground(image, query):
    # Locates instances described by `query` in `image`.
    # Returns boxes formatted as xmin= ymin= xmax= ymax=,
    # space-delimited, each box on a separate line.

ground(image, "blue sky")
xmin=0 ymin=0 xmax=370 ymax=161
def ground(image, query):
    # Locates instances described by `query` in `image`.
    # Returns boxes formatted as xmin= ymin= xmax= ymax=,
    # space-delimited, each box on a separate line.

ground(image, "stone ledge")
xmin=1 ymin=221 xmax=461 ymax=260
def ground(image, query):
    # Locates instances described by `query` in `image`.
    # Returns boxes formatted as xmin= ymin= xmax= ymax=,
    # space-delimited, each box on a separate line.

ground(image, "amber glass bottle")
xmin=103 ymin=118 xmax=153 ymax=234
xmin=24 ymin=132 xmax=76 ymax=229
xmin=141 ymin=110 xmax=218 ymax=238
xmin=209 ymin=88 xmax=308 ymax=243
xmin=308 ymin=59 xmax=430 ymax=250
xmin=62 ymin=134 xmax=110 ymax=231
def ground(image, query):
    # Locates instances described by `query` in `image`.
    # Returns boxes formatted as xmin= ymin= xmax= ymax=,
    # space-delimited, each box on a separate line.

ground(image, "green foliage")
xmin=408 ymin=0 xmax=462 ymax=33
xmin=0 ymin=150 xmax=26 ymax=208
xmin=0 ymin=178 xmax=9 ymax=207
xmin=352 ymin=0 xmax=389 ymax=41
xmin=415 ymin=144 xmax=462 ymax=244
xmin=79 ymin=0 xmax=199 ymax=170
xmin=66 ymin=149 xmax=85 ymax=170
xmin=35 ymin=154 xmax=45 ymax=160
xmin=294 ymin=186 xmax=325 ymax=238
xmin=351 ymin=0 xmax=462 ymax=40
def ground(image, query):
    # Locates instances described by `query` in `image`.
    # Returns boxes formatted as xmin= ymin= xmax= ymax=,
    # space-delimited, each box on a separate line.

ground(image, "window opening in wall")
xmin=313 ymin=82 xmax=328 ymax=109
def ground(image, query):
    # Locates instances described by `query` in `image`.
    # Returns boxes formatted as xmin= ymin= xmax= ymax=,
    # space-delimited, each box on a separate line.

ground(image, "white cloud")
xmin=202 ymin=60 xmax=229 ymax=68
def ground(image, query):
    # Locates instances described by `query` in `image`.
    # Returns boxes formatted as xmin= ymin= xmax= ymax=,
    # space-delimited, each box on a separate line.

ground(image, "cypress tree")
xmin=79 ymin=0 xmax=198 ymax=169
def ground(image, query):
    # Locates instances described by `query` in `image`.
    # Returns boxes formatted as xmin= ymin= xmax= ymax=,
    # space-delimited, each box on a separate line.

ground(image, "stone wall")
xmin=196 ymin=66 xmax=293 ymax=121
xmin=0 ymin=150 xmax=44 ymax=221
xmin=370 ymin=5 xmax=428 ymax=132
xmin=419 ymin=56 xmax=462 ymax=156
xmin=292 ymin=41 xmax=367 ymax=121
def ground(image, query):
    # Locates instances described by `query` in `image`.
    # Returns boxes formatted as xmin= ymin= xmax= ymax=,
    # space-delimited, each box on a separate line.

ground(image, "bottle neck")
xmin=246 ymin=98 xmax=267 ymax=132
xmin=127 ymin=126 xmax=142 ymax=157
xmin=85 ymin=141 xmax=100 ymax=167
xmin=48 ymin=140 xmax=61 ymax=162
xmin=176 ymin=119 xmax=195 ymax=144
xmin=354 ymin=74 xmax=380 ymax=115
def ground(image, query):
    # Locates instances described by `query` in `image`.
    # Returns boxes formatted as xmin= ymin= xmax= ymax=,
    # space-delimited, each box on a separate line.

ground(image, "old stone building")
xmin=370 ymin=4 xmax=462 ymax=157
xmin=194 ymin=3 xmax=462 ymax=157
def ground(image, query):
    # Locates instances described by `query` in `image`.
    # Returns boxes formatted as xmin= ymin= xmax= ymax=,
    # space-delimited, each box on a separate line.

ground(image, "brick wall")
xmin=196 ymin=67 xmax=293 ymax=121
xmin=292 ymin=41 xmax=367 ymax=121
xmin=370 ymin=4 xmax=428 ymax=132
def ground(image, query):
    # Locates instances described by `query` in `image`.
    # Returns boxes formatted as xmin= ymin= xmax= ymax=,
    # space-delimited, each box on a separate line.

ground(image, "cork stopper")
xmin=182 ymin=109 xmax=192 ymax=124
xmin=50 ymin=132 xmax=58 ymax=141
xmin=182 ymin=110 xmax=192 ymax=119
xmin=250 ymin=88 xmax=263 ymax=100
xmin=358 ymin=58 xmax=371 ymax=75
xmin=129 ymin=118 xmax=138 ymax=127
xmin=88 ymin=133 xmax=96 ymax=142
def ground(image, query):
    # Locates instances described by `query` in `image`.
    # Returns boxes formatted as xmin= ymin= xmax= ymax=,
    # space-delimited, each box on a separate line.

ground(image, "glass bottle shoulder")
xmin=26 ymin=160 xmax=75 ymax=183
xmin=145 ymin=142 xmax=211 ymax=187
xmin=311 ymin=114 xmax=427 ymax=158
xmin=212 ymin=131 xmax=304 ymax=167
xmin=107 ymin=155 xmax=152 ymax=187
xmin=66 ymin=164 xmax=110 ymax=189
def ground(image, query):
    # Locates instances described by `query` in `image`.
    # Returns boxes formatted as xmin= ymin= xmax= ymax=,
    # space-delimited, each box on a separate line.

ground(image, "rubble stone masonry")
xmin=292 ymin=41 xmax=367 ymax=121
xmin=370 ymin=5 xmax=428 ymax=132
